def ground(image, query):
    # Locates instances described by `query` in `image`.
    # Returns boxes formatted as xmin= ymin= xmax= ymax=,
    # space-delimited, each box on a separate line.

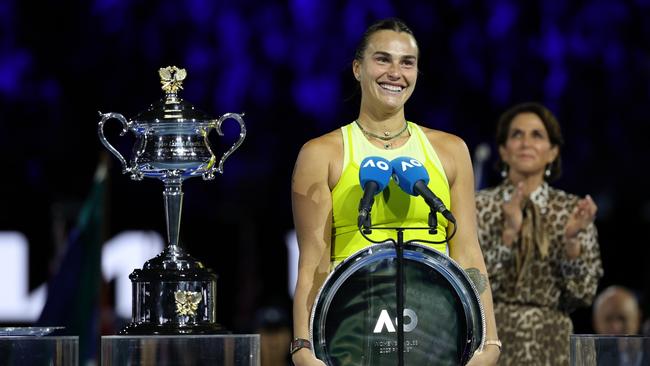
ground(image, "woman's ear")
xmin=548 ymin=145 xmax=559 ymax=164
xmin=498 ymin=145 xmax=508 ymax=164
xmin=352 ymin=60 xmax=360 ymax=81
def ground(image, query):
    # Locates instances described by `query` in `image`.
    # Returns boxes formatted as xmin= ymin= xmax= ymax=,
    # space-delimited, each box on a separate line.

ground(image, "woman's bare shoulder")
xmin=299 ymin=129 xmax=343 ymax=159
xmin=295 ymin=129 xmax=343 ymax=170
xmin=294 ymin=128 xmax=344 ymax=189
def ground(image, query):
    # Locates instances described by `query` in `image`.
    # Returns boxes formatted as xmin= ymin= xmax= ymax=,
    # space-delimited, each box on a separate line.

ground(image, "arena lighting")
xmin=0 ymin=231 xmax=163 ymax=322
xmin=0 ymin=232 xmax=46 ymax=321
xmin=2 ymin=229 xmax=302 ymax=321
xmin=101 ymin=231 xmax=164 ymax=319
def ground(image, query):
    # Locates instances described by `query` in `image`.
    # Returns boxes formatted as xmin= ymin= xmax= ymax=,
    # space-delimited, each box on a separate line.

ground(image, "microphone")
xmin=390 ymin=157 xmax=456 ymax=223
xmin=358 ymin=156 xmax=392 ymax=230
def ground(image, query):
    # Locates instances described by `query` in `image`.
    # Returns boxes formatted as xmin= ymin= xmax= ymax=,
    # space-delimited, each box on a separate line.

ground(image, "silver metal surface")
xmin=97 ymin=67 xmax=246 ymax=183
xmin=98 ymin=66 xmax=242 ymax=334
xmin=310 ymin=243 xmax=485 ymax=365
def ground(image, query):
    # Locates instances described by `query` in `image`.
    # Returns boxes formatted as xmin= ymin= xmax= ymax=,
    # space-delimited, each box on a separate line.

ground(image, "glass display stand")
xmin=570 ymin=334 xmax=650 ymax=366
xmin=0 ymin=336 xmax=78 ymax=365
xmin=102 ymin=334 xmax=260 ymax=365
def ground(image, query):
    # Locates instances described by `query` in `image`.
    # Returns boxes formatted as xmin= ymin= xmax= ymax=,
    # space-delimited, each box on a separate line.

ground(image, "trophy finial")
xmin=159 ymin=66 xmax=187 ymax=94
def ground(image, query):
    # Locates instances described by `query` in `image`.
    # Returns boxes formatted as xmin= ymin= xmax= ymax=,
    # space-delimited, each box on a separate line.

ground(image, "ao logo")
xmin=362 ymin=159 xmax=390 ymax=171
xmin=398 ymin=158 xmax=423 ymax=172
xmin=373 ymin=308 xmax=418 ymax=333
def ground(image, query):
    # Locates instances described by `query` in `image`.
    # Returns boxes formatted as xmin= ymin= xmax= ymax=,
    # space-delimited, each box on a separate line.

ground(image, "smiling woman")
xmin=290 ymin=18 xmax=500 ymax=366
xmin=476 ymin=102 xmax=603 ymax=365
xmin=353 ymin=28 xmax=418 ymax=127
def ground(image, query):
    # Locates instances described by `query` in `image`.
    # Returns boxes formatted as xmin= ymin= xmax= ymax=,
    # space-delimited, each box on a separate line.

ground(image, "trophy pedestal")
xmin=120 ymin=322 xmax=227 ymax=336
xmin=102 ymin=334 xmax=260 ymax=365
xmin=120 ymin=246 xmax=227 ymax=335
xmin=0 ymin=335 xmax=78 ymax=365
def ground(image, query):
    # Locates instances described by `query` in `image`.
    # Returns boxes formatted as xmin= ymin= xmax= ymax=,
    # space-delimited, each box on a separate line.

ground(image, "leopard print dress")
xmin=476 ymin=181 xmax=603 ymax=366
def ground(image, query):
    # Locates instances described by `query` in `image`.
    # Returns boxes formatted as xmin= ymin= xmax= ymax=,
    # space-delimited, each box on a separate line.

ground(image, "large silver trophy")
xmin=98 ymin=66 xmax=245 ymax=334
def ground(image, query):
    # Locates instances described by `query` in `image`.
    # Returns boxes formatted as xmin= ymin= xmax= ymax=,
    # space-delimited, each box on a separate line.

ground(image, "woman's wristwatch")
xmin=290 ymin=338 xmax=312 ymax=355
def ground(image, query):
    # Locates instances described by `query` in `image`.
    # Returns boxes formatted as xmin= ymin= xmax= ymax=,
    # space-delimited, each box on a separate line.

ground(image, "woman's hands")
xmin=564 ymin=194 xmax=597 ymax=259
xmin=466 ymin=344 xmax=500 ymax=366
xmin=501 ymin=182 xmax=525 ymax=246
xmin=291 ymin=349 xmax=327 ymax=366
xmin=565 ymin=195 xmax=597 ymax=238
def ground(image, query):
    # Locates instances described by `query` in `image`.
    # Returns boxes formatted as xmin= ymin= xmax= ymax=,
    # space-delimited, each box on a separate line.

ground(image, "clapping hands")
xmin=501 ymin=182 xmax=525 ymax=246
xmin=564 ymin=195 xmax=597 ymax=239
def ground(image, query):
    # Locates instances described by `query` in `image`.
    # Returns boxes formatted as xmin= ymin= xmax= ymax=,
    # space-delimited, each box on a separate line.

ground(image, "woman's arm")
xmin=559 ymin=198 xmax=603 ymax=311
xmin=560 ymin=223 xmax=602 ymax=310
xmin=436 ymin=133 xmax=500 ymax=365
xmin=291 ymin=138 xmax=335 ymax=366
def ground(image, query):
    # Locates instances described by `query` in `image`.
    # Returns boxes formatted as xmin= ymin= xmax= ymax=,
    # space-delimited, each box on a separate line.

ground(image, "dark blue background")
xmin=1 ymin=0 xmax=649 ymax=333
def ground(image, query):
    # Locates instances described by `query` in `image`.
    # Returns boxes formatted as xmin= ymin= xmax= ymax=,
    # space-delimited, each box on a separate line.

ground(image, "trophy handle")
xmin=98 ymin=112 xmax=143 ymax=180
xmin=203 ymin=112 xmax=246 ymax=180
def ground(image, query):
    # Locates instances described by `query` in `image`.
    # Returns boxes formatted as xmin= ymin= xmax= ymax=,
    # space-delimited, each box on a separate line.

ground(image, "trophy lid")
xmin=133 ymin=66 xmax=213 ymax=123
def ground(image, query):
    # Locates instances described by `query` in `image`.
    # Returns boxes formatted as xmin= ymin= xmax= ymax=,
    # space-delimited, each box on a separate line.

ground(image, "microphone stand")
xmin=360 ymin=211 xmax=437 ymax=366
xmin=396 ymin=228 xmax=405 ymax=366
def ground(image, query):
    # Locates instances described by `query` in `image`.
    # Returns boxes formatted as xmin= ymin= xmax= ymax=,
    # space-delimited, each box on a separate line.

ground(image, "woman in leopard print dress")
xmin=476 ymin=102 xmax=603 ymax=365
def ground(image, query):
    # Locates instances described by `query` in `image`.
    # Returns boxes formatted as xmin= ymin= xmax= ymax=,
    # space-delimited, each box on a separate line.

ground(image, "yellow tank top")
xmin=331 ymin=121 xmax=451 ymax=262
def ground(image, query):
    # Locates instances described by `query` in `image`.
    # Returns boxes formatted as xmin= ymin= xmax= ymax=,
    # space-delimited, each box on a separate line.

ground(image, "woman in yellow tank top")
xmin=291 ymin=18 xmax=500 ymax=366
xmin=330 ymin=120 xmax=451 ymax=262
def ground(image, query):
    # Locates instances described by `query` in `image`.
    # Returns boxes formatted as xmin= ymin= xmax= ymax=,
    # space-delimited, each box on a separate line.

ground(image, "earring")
xmin=544 ymin=165 xmax=551 ymax=178
xmin=500 ymin=164 xmax=508 ymax=178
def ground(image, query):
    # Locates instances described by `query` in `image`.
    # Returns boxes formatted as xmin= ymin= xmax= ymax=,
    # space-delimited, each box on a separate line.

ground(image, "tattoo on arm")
xmin=465 ymin=268 xmax=488 ymax=294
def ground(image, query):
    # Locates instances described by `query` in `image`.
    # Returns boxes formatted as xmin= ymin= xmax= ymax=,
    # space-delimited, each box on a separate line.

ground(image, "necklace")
xmin=355 ymin=120 xmax=409 ymax=149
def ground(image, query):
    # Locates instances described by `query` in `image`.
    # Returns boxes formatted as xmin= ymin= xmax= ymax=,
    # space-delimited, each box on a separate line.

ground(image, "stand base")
xmin=119 ymin=322 xmax=229 ymax=335
xmin=102 ymin=334 xmax=259 ymax=366
xmin=127 ymin=246 xmax=222 ymax=335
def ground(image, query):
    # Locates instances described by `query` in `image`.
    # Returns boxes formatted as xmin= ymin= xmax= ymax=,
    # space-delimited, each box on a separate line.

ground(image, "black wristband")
xmin=290 ymin=338 xmax=312 ymax=355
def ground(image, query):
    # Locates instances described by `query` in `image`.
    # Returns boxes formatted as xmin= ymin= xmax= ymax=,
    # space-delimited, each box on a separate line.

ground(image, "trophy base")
xmin=126 ymin=246 xmax=224 ymax=336
xmin=119 ymin=322 xmax=229 ymax=335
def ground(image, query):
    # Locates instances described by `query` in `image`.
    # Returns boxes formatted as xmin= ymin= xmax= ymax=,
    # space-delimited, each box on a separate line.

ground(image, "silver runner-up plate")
xmin=310 ymin=242 xmax=485 ymax=366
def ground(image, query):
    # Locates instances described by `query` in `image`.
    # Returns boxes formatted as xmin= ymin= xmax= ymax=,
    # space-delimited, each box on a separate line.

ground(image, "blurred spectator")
xmin=593 ymin=285 xmax=642 ymax=335
xmin=476 ymin=102 xmax=602 ymax=365
xmin=591 ymin=286 xmax=648 ymax=366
